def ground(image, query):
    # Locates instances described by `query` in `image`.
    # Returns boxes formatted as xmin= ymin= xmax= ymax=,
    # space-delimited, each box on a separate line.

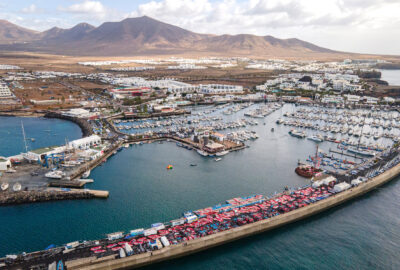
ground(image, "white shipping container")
xmin=160 ymin=236 xmax=170 ymax=247
xmin=333 ymin=182 xmax=351 ymax=193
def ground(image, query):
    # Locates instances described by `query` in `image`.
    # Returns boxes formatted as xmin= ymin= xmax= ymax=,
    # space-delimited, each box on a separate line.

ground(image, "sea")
xmin=379 ymin=69 xmax=400 ymax=86
xmin=0 ymin=110 xmax=399 ymax=270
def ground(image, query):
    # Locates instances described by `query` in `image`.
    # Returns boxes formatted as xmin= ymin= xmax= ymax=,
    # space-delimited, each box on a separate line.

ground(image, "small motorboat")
xmin=215 ymin=158 xmax=222 ymax=162
xmin=190 ymin=163 xmax=197 ymax=167
xmin=82 ymin=170 xmax=91 ymax=178
xmin=1 ymin=182 xmax=9 ymax=191
xmin=13 ymin=183 xmax=22 ymax=192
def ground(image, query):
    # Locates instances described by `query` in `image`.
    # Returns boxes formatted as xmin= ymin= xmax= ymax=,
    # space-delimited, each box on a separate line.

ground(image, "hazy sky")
xmin=1 ymin=0 xmax=400 ymax=55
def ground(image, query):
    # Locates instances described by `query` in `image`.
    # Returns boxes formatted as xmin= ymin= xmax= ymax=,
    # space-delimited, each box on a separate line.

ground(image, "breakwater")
xmin=67 ymin=157 xmax=400 ymax=270
xmin=0 ymin=190 xmax=94 ymax=206
xmin=44 ymin=112 xmax=93 ymax=137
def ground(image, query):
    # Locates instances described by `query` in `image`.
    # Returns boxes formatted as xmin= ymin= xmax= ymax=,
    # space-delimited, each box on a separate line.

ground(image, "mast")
xmin=21 ymin=120 xmax=28 ymax=153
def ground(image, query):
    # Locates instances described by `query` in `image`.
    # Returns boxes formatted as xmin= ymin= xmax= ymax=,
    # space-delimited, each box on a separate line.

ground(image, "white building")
xmin=68 ymin=135 xmax=101 ymax=149
xmin=62 ymin=108 xmax=98 ymax=118
xmin=0 ymin=157 xmax=12 ymax=171
xmin=0 ymin=83 xmax=13 ymax=98
xmin=345 ymin=95 xmax=360 ymax=103
xmin=200 ymin=84 xmax=243 ymax=94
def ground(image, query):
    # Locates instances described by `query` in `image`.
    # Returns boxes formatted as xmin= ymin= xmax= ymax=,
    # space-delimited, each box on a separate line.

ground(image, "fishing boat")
xmin=295 ymin=165 xmax=322 ymax=178
xmin=13 ymin=183 xmax=22 ymax=192
xmin=1 ymin=182 xmax=9 ymax=191
xmin=82 ymin=170 xmax=91 ymax=178
xmin=295 ymin=146 xmax=323 ymax=178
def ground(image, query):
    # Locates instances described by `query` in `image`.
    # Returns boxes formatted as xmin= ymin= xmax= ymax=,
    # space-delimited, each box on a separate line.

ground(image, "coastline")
xmin=66 ymin=155 xmax=400 ymax=270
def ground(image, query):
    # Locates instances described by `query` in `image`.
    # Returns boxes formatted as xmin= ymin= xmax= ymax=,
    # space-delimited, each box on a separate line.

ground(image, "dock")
xmin=329 ymin=148 xmax=361 ymax=159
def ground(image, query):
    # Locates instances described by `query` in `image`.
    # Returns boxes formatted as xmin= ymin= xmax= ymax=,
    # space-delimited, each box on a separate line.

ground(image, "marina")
xmin=1 ymin=102 xmax=400 ymax=269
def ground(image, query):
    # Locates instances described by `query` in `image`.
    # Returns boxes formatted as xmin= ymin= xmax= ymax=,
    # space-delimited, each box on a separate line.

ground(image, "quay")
xmin=63 ymin=154 xmax=400 ymax=270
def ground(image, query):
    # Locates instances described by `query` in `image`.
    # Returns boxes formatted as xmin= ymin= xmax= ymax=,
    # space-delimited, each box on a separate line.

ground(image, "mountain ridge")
xmin=0 ymin=16 xmax=337 ymax=57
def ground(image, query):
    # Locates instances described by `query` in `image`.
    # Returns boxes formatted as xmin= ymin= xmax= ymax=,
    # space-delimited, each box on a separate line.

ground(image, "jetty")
xmin=0 ymin=188 xmax=108 ymax=206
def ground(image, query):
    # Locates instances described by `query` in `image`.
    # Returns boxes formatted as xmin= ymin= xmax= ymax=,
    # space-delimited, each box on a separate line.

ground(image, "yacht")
xmin=307 ymin=135 xmax=323 ymax=143
xmin=45 ymin=170 xmax=66 ymax=179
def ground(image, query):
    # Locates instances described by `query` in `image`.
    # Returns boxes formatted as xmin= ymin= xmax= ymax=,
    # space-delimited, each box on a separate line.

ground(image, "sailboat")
xmin=347 ymin=115 xmax=375 ymax=157
xmin=20 ymin=121 xmax=37 ymax=162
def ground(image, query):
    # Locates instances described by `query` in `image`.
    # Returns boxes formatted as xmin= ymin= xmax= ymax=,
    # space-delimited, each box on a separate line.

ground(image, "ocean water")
xmin=0 ymin=116 xmax=82 ymax=157
xmin=0 ymin=111 xmax=399 ymax=269
xmin=380 ymin=69 xmax=400 ymax=86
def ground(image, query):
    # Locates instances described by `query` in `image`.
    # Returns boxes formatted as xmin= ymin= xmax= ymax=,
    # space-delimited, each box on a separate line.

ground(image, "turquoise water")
xmin=0 ymin=116 xmax=82 ymax=157
xmin=380 ymin=69 xmax=400 ymax=86
xmin=0 ymin=113 xmax=399 ymax=269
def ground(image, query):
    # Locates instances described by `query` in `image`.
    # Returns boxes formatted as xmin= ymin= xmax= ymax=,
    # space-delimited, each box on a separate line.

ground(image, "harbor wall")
xmin=69 ymin=160 xmax=400 ymax=270
xmin=44 ymin=112 xmax=93 ymax=137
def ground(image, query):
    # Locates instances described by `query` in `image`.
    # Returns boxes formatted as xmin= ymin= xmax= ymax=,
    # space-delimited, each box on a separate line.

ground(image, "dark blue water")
xmin=0 ymin=116 xmax=82 ymax=157
xmin=0 ymin=113 xmax=399 ymax=269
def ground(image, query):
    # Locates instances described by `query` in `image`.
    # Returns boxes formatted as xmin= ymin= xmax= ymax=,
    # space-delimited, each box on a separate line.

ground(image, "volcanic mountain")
xmin=0 ymin=20 xmax=40 ymax=44
xmin=0 ymin=16 xmax=337 ymax=57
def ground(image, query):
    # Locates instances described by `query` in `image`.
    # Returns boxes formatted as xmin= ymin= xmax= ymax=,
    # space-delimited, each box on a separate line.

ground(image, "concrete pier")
xmin=66 ymin=160 xmax=400 ymax=270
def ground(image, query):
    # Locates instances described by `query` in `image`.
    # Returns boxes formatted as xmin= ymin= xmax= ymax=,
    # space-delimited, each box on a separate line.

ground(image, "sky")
xmin=1 ymin=0 xmax=400 ymax=55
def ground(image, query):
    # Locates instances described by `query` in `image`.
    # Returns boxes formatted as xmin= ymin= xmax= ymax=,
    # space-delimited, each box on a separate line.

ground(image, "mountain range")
xmin=0 ymin=16 xmax=338 ymax=57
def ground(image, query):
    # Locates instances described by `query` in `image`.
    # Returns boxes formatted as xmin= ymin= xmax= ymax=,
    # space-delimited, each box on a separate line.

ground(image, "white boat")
xmin=307 ymin=135 xmax=323 ymax=143
xmin=1 ymin=182 xmax=9 ymax=191
xmin=45 ymin=170 xmax=65 ymax=179
xmin=215 ymin=158 xmax=222 ymax=162
xmin=78 ymin=179 xmax=94 ymax=184
xmin=197 ymin=150 xmax=209 ymax=157
xmin=82 ymin=170 xmax=91 ymax=178
xmin=215 ymin=150 xmax=229 ymax=156
xmin=13 ymin=183 xmax=21 ymax=192
xmin=347 ymin=147 xmax=375 ymax=157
